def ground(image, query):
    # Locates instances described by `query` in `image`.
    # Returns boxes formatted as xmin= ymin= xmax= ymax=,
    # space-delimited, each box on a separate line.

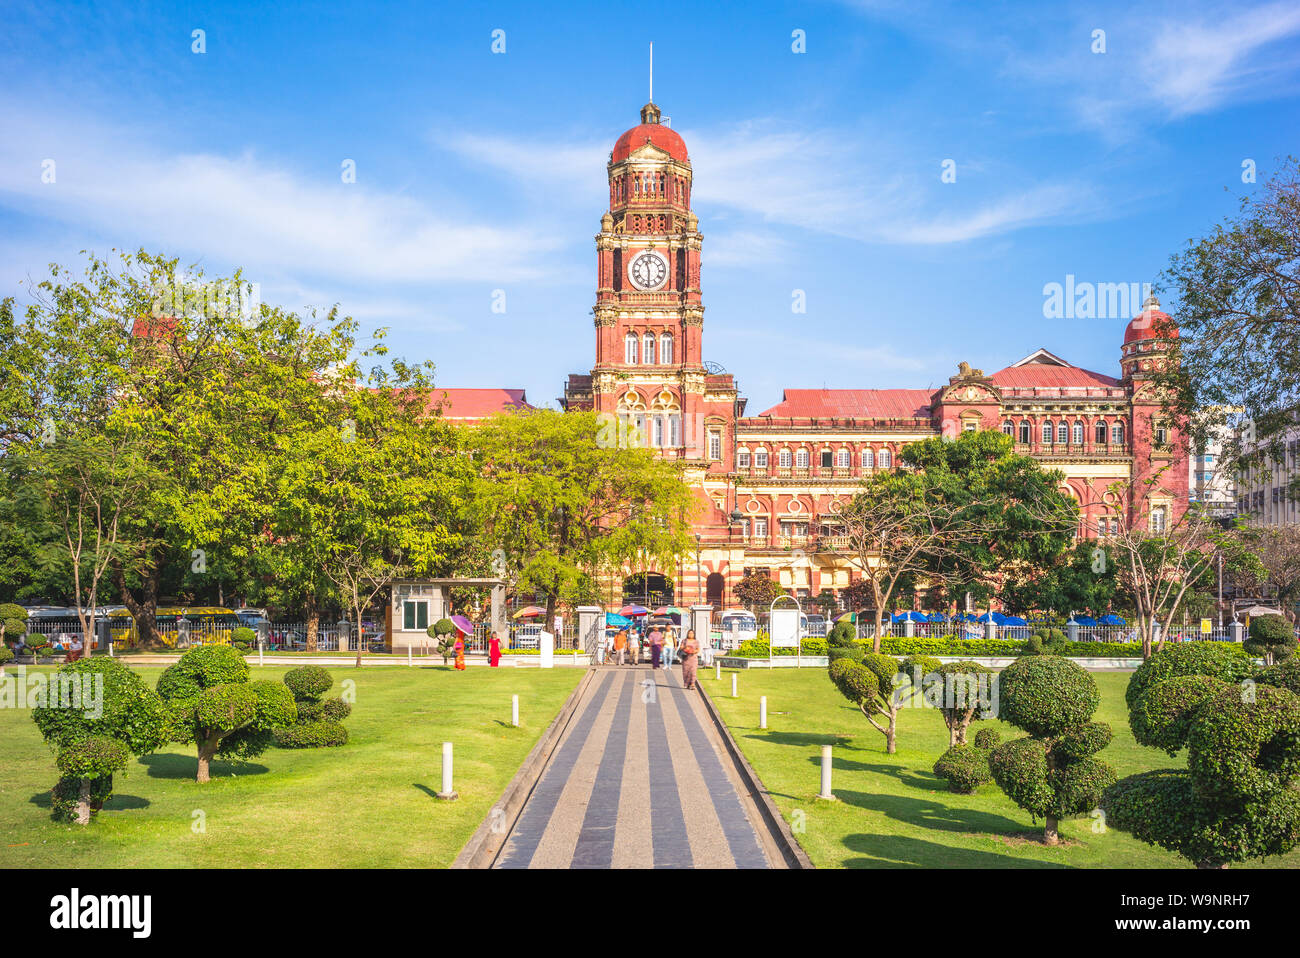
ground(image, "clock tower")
xmin=563 ymin=101 xmax=739 ymax=470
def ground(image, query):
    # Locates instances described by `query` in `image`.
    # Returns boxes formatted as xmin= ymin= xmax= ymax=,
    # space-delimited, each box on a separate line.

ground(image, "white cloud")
xmin=0 ymin=104 xmax=564 ymax=286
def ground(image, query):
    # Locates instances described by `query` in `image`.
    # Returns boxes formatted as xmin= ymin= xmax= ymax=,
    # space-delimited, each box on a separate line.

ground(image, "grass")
xmin=1 ymin=663 xmax=582 ymax=867
xmin=703 ymin=666 xmax=1300 ymax=869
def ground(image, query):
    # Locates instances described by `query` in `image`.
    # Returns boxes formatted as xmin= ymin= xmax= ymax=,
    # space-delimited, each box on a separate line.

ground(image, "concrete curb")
xmin=452 ymin=667 xmax=597 ymax=869
xmin=696 ymin=681 xmax=814 ymax=870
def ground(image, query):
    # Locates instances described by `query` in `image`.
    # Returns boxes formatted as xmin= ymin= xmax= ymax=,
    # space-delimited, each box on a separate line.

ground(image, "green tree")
xmin=733 ymin=570 xmax=785 ymax=612
xmin=471 ymin=409 xmax=694 ymax=622
xmin=827 ymin=653 xmax=939 ymax=753
xmin=156 ymin=645 xmax=296 ymax=782
xmin=1000 ymin=540 xmax=1119 ymax=620
xmin=31 ymin=657 xmax=168 ymax=824
xmin=1246 ymin=614 xmax=1296 ymax=664
xmin=988 ymin=656 xmax=1116 ymax=845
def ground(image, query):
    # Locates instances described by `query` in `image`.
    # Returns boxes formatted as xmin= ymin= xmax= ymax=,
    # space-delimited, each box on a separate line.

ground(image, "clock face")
xmin=629 ymin=251 xmax=668 ymax=290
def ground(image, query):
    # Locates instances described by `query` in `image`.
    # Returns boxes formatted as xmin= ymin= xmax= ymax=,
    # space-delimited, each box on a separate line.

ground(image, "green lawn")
xmin=1 ymin=664 xmax=582 ymax=868
xmin=704 ymin=666 xmax=1300 ymax=869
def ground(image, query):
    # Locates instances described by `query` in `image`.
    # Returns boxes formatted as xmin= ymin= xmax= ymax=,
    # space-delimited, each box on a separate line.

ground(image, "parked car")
xmin=804 ymin=614 xmax=829 ymax=638
xmin=716 ymin=609 xmax=758 ymax=650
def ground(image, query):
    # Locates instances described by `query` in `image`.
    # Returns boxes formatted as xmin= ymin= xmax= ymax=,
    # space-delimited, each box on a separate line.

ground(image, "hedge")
xmin=729 ymin=634 xmax=1205 ymax=658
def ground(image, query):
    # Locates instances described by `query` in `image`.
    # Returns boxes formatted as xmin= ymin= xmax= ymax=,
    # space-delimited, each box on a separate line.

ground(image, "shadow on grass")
xmin=139 ymin=753 xmax=269 ymax=779
xmin=743 ymin=730 xmax=866 ymax=749
xmin=840 ymin=832 xmax=1071 ymax=869
xmin=412 ymin=783 xmax=450 ymax=802
xmin=834 ymin=788 xmax=1030 ymax=837
xmin=819 ymin=754 xmax=948 ymax=792
xmin=28 ymin=792 xmax=150 ymax=811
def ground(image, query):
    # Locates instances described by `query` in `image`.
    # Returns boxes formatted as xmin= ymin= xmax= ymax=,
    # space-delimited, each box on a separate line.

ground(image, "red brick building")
xmin=560 ymin=101 xmax=1188 ymax=610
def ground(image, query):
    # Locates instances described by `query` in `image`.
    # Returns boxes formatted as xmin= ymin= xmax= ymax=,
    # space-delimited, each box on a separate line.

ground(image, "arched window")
xmin=1073 ymin=422 xmax=1084 ymax=445
xmin=659 ymin=333 xmax=673 ymax=364
xmin=837 ymin=448 xmax=851 ymax=468
xmin=1019 ymin=422 xmax=1031 ymax=444
xmin=1112 ymin=423 xmax=1125 ymax=445
xmin=796 ymin=449 xmax=810 ymax=468
xmin=1057 ymin=423 xmax=1068 ymax=444
xmin=1042 ymin=421 xmax=1053 ymax=443
xmin=1096 ymin=421 xmax=1108 ymax=444
xmin=862 ymin=448 xmax=875 ymax=470
xmin=779 ymin=449 xmax=792 ymax=468
xmin=625 ymin=333 xmax=638 ymax=365
xmin=879 ymin=448 xmax=892 ymax=469
xmin=643 ymin=333 xmax=655 ymax=365
xmin=1001 ymin=421 xmax=1014 ymax=436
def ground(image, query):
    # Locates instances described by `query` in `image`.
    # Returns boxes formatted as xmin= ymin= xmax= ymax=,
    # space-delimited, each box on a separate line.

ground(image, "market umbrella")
xmin=1072 ymin=615 xmax=1098 ymax=626
xmin=1242 ymin=605 xmax=1285 ymax=618
xmin=1002 ymin=615 xmax=1028 ymax=626
xmin=619 ymin=604 xmax=649 ymax=617
xmin=654 ymin=606 xmax=686 ymax=617
xmin=834 ymin=611 xmax=856 ymax=623
xmin=606 ymin=613 xmax=632 ymax=628
xmin=892 ymin=610 xmax=928 ymax=622
xmin=512 ymin=605 xmax=546 ymax=619
xmin=450 ymin=615 xmax=474 ymax=635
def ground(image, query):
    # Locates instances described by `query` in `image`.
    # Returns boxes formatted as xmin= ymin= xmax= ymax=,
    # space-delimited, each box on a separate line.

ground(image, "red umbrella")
xmin=619 ymin=605 xmax=649 ymax=617
xmin=512 ymin=605 xmax=546 ymax=619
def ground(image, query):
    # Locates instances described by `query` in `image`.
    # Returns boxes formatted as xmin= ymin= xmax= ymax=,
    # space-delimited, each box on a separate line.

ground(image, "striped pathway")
xmin=494 ymin=664 xmax=773 ymax=869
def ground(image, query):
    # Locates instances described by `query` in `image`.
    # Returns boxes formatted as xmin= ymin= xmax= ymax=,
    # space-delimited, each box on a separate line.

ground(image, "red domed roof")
xmin=611 ymin=103 xmax=688 ymax=164
xmin=1124 ymin=294 xmax=1179 ymax=345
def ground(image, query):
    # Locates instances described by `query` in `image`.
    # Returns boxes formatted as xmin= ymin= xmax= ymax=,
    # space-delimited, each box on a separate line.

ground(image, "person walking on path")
xmin=613 ymin=628 xmax=627 ymax=666
xmin=680 ymin=629 xmax=700 ymax=690
xmin=454 ymin=635 xmax=466 ymax=671
xmin=648 ymin=624 xmax=663 ymax=669
xmin=488 ymin=632 xmax=502 ymax=667
xmin=663 ymin=630 xmax=676 ymax=672
xmin=628 ymin=630 xmax=641 ymax=666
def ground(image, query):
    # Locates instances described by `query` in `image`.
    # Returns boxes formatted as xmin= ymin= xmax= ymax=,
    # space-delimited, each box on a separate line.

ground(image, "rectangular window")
xmin=708 ymin=430 xmax=722 ymax=461
xmin=738 ymin=451 xmax=751 ymax=468
xmin=820 ymin=450 xmax=833 ymax=469
xmin=402 ymin=601 xmax=428 ymax=631
xmin=754 ymin=518 xmax=768 ymax=539
xmin=755 ymin=451 xmax=768 ymax=468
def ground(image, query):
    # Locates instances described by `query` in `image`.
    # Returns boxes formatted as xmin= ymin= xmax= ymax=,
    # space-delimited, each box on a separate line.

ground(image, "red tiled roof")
xmin=431 ymin=388 xmax=530 ymax=420
xmin=612 ymin=123 xmax=689 ymax=163
xmin=756 ymin=389 xmax=933 ymax=419
xmin=989 ymin=365 xmax=1120 ymax=388
xmin=131 ymin=315 xmax=178 ymax=338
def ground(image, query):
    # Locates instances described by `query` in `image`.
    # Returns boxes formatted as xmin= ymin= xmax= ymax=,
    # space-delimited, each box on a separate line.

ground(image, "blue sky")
xmin=2 ymin=0 xmax=1298 ymax=412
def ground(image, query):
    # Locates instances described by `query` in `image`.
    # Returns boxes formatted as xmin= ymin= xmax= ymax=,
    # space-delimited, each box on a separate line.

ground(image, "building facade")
xmin=560 ymin=101 xmax=1191 ymax=611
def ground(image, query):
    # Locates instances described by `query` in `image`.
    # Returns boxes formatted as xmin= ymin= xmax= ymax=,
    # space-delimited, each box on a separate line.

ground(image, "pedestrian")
xmin=628 ymin=630 xmax=641 ymax=665
xmin=680 ymin=629 xmax=700 ymax=690
xmin=454 ymin=635 xmax=466 ymax=671
xmin=614 ymin=628 xmax=627 ymax=666
xmin=663 ymin=630 xmax=676 ymax=672
xmin=649 ymin=624 xmax=663 ymax=669
xmin=489 ymin=632 xmax=502 ymax=667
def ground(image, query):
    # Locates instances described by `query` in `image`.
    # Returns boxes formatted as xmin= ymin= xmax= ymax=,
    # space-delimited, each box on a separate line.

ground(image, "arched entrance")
xmin=622 ymin=573 xmax=674 ymax=608
xmin=705 ymin=572 xmax=724 ymax=609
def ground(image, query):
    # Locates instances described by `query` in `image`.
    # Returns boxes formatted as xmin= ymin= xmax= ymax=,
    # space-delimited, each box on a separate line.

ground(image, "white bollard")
xmin=715 ymin=662 xmax=721 ymax=681
xmin=760 ymin=695 xmax=767 ymax=730
xmin=731 ymin=673 xmax=738 ymax=698
xmin=436 ymin=742 xmax=458 ymax=800
xmin=512 ymin=694 xmax=519 ymax=727
xmin=818 ymin=745 xmax=837 ymax=801
xmin=408 ymin=644 xmax=413 ymax=667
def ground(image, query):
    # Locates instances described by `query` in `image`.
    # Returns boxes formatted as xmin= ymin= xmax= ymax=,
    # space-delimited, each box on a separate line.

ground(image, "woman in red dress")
xmin=488 ymin=632 xmax=502 ymax=667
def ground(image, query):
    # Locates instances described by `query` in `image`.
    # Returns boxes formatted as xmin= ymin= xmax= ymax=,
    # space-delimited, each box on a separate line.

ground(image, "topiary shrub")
xmin=1024 ymin=628 xmax=1067 ymax=656
xmin=0 ymin=602 xmax=28 ymax=647
xmin=275 ymin=665 xmax=350 ymax=748
xmin=231 ymin=626 xmax=257 ymax=652
xmin=926 ymin=660 xmax=996 ymax=745
xmin=987 ymin=656 xmax=1115 ymax=844
xmin=934 ymin=725 xmax=1003 ymax=795
xmin=156 ymin=645 xmax=297 ymax=782
xmin=31 ymin=657 xmax=168 ymax=824
xmin=1246 ymin=614 xmax=1296 ymax=665
xmin=1125 ymin=641 xmax=1252 ymax=712
xmin=1258 ymin=658 xmax=1300 ymax=696
xmin=0 ymin=642 xmax=12 ymax=679
xmin=428 ymin=620 xmax=459 ymax=665
xmin=1105 ymin=669 xmax=1300 ymax=868
xmin=828 ymin=652 xmax=924 ymax=753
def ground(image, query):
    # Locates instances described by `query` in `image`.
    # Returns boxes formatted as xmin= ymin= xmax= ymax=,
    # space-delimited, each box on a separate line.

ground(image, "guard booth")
xmin=387 ymin=577 xmax=507 ymax=655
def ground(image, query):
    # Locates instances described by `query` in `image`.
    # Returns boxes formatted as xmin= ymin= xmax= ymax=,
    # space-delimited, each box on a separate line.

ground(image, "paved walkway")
xmin=494 ymin=664 xmax=775 ymax=869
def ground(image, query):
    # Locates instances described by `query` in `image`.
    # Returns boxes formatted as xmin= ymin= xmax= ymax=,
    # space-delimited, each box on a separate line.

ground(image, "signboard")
xmin=770 ymin=608 xmax=800 ymax=648
xmin=1200 ymin=619 xmax=1212 ymax=635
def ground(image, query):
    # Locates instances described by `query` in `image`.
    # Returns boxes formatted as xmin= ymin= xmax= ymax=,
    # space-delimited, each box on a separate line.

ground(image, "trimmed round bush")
xmin=0 ymin=602 xmax=28 ymax=640
xmin=284 ymin=665 xmax=333 ymax=702
xmin=988 ymin=737 xmax=1053 ymax=817
xmin=1025 ymin=628 xmax=1067 ymax=656
xmin=56 ymin=735 xmax=129 ymax=779
xmin=275 ymin=719 xmax=348 ymax=748
xmin=156 ymin=644 xmax=250 ymax=701
xmin=998 ymin=656 xmax=1100 ymax=738
xmin=1186 ymin=683 xmax=1300 ymax=803
xmin=899 ymin=654 xmax=943 ymax=679
xmin=295 ymin=697 xmax=352 ymax=723
xmin=827 ymin=620 xmax=856 ymax=647
xmin=1246 ymin=614 xmax=1296 ymax=662
xmin=972 ymin=727 xmax=1001 ymax=749
xmin=1054 ymin=721 xmax=1114 ymax=762
xmin=1129 ymin=673 xmax=1228 ymax=755
xmin=32 ymin=657 xmax=169 ymax=755
xmin=1126 ymin=642 xmax=1251 ymax=711
xmin=0 ymin=644 xmax=13 ymax=666
xmin=933 ymin=743 xmax=992 ymax=793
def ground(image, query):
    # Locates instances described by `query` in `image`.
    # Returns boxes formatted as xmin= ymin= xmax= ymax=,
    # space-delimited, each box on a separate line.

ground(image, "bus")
xmin=107 ymin=606 xmax=241 ymax=649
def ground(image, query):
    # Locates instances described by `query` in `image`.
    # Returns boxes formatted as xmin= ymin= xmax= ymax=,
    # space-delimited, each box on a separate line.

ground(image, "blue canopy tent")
xmin=1001 ymin=615 xmax=1028 ymax=626
xmin=891 ymin=611 xmax=929 ymax=622
xmin=1071 ymin=615 xmax=1098 ymax=626
xmin=1099 ymin=614 xmax=1126 ymax=625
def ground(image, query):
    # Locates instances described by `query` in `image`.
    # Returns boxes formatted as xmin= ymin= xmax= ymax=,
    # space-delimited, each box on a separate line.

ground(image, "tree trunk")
xmin=305 ymin=595 xmax=318 ymax=653
xmin=1196 ymin=861 xmax=1228 ymax=869
xmin=196 ymin=734 xmax=221 ymax=783
xmin=873 ymin=611 xmax=884 ymax=655
xmin=1044 ymin=815 xmax=1060 ymax=845
xmin=113 ymin=552 xmax=164 ymax=648
xmin=886 ymin=712 xmax=897 ymax=754
xmin=354 ymin=609 xmax=364 ymax=668
xmin=75 ymin=778 xmax=91 ymax=825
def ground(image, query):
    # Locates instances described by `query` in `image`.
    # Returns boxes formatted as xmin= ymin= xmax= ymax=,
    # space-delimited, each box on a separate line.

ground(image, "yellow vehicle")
xmin=107 ymin=606 xmax=241 ymax=649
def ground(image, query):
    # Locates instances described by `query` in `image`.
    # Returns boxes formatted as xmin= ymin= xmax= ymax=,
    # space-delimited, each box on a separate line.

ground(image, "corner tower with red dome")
xmin=563 ymin=102 xmax=741 ymax=478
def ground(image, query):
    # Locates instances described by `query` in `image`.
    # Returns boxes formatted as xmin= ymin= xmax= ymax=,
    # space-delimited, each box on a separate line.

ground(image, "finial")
xmin=1142 ymin=292 xmax=1160 ymax=312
